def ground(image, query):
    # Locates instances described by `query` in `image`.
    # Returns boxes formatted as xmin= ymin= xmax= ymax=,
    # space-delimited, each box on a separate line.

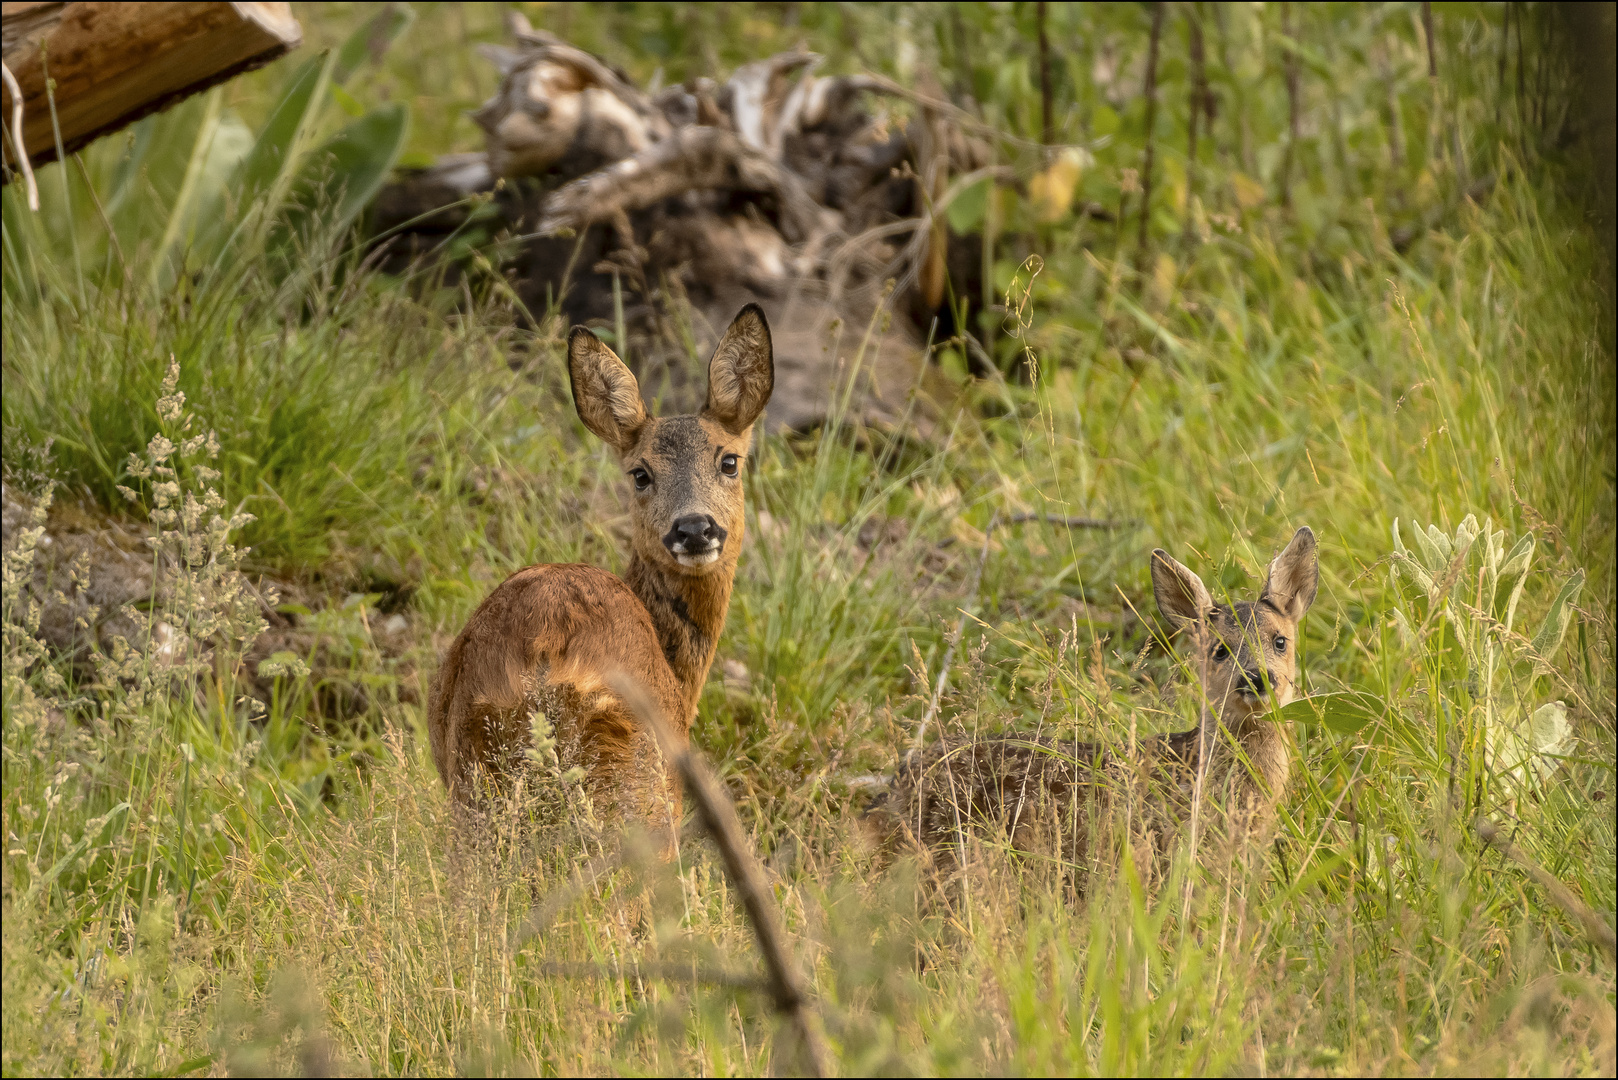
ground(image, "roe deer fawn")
xmin=428 ymin=305 xmax=774 ymax=836
xmin=868 ymin=527 xmax=1319 ymax=879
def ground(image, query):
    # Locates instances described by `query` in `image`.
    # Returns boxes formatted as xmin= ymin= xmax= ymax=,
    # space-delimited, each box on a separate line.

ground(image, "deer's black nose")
xmin=1238 ymin=669 xmax=1269 ymax=695
xmin=665 ymin=514 xmax=727 ymax=554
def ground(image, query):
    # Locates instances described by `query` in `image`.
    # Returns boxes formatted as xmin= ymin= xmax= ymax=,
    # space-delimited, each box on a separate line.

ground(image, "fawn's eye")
xmin=1273 ymin=635 xmax=1288 ymax=653
xmin=1212 ymin=644 xmax=1230 ymax=662
xmin=720 ymin=453 xmax=740 ymax=478
xmin=629 ymin=467 xmax=652 ymax=491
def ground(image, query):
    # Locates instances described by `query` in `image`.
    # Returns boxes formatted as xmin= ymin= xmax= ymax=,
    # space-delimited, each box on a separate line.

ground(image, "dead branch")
xmin=1279 ymin=3 xmax=1301 ymax=209
xmin=608 ymin=673 xmax=832 ymax=1078
xmin=536 ymin=959 xmax=767 ymax=990
xmin=1475 ymin=816 xmax=1617 ymax=961
xmin=538 ymin=125 xmax=834 ymax=244
xmin=1138 ymin=1 xmax=1165 ymax=262
xmin=1004 ymin=512 xmax=1129 ymax=530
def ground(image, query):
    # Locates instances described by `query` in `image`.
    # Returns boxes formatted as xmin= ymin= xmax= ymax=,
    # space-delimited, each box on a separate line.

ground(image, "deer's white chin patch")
xmin=676 ymin=550 xmax=721 ymax=568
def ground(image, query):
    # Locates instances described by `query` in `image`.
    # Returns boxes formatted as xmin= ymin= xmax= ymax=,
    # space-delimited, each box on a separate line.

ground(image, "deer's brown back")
xmin=869 ymin=729 xmax=1206 ymax=866
xmin=428 ymin=563 xmax=687 ymax=819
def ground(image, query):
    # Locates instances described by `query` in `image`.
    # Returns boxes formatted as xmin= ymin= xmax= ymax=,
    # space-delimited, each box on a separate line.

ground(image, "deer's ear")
xmin=569 ymin=327 xmax=647 ymax=452
xmin=703 ymin=304 xmax=774 ymax=434
xmin=1262 ymin=526 xmax=1320 ymax=622
xmin=1152 ymin=549 xmax=1214 ymax=627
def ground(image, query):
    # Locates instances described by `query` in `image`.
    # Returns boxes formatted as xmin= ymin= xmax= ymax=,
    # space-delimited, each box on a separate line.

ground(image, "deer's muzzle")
xmin=1236 ymin=669 xmax=1272 ymax=698
xmin=665 ymin=514 xmax=727 ymax=566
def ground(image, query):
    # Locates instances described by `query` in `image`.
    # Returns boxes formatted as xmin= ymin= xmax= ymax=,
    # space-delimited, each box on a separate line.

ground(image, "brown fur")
xmin=870 ymin=527 xmax=1320 ymax=879
xmin=428 ymin=306 xmax=774 ymax=835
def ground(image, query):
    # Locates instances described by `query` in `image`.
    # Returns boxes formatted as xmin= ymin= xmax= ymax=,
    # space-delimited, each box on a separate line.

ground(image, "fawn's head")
xmin=568 ymin=305 xmax=774 ymax=577
xmin=1151 ymin=527 xmax=1319 ymax=727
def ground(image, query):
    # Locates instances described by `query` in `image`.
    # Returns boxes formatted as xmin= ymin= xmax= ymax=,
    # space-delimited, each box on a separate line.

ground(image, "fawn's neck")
xmin=1202 ymin=713 xmax=1293 ymax=812
xmin=624 ymin=553 xmax=734 ymax=721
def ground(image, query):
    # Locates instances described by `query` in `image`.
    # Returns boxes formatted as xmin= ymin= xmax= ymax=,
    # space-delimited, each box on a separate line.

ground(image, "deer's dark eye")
xmin=1212 ymin=643 xmax=1230 ymax=662
xmin=720 ymin=453 xmax=740 ymax=478
xmin=1273 ymin=636 xmax=1288 ymax=653
xmin=629 ymin=467 xmax=652 ymax=491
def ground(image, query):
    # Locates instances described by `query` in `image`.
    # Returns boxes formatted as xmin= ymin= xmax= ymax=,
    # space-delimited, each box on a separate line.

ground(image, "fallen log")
xmin=1 ymin=1 xmax=300 ymax=174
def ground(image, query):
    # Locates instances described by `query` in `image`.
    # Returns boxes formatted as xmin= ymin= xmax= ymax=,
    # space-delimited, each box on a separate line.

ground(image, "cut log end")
xmin=1 ymin=1 xmax=302 ymax=172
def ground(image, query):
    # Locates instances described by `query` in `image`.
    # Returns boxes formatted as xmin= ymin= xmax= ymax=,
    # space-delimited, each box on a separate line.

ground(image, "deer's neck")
xmin=1202 ymin=714 xmax=1293 ymax=814
xmin=624 ymin=553 xmax=734 ymax=719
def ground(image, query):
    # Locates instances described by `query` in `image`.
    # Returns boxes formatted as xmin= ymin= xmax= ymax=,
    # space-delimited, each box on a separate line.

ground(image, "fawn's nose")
xmin=665 ymin=514 xmax=727 ymax=556
xmin=1237 ymin=668 xmax=1270 ymax=696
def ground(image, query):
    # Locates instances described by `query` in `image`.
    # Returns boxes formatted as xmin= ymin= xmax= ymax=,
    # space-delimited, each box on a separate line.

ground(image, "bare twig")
xmin=608 ymin=675 xmax=831 ymax=1078
xmin=0 ymin=58 xmax=39 ymax=210
xmin=1137 ymin=2 xmax=1165 ymax=263
xmin=835 ymin=163 xmax=1013 ymax=313
xmin=1004 ymin=512 xmax=1128 ymax=530
xmin=537 ymin=959 xmax=767 ymax=990
xmin=1475 ymin=817 xmax=1616 ymax=961
xmin=933 ymin=511 xmax=1129 ymax=549
xmin=1279 ymin=3 xmax=1301 ymax=209
xmin=539 ymin=126 xmax=834 ymax=243
xmin=850 ymin=71 xmax=1086 ymax=154
xmin=1421 ymin=2 xmax=1438 ymax=79
xmin=914 ymin=511 xmax=999 ymax=751
xmin=1183 ymin=3 xmax=1208 ymax=247
xmin=1037 ymin=1 xmax=1054 ymax=145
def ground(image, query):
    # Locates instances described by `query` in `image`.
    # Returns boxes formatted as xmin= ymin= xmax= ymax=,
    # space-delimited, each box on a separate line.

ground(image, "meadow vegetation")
xmin=2 ymin=2 xmax=1614 ymax=1074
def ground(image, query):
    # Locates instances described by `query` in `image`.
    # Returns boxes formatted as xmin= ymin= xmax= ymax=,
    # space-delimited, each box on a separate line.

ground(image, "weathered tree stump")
xmin=372 ymin=12 xmax=1008 ymax=435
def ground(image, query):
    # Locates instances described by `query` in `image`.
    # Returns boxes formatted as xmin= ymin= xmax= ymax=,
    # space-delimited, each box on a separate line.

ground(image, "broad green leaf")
xmin=1528 ymin=701 xmax=1572 ymax=758
xmin=148 ymin=100 xmax=255 ymax=291
xmin=194 ymin=52 xmax=335 ymax=269
xmin=297 ymin=103 xmax=410 ymax=232
xmin=1530 ymin=569 xmax=1585 ymax=663
xmin=1480 ymin=520 xmax=1502 ymax=594
xmin=236 ymin=55 xmax=332 ymax=208
xmin=1498 ymin=533 xmax=1535 ymax=630
xmin=947 ymin=178 xmax=989 ymax=234
xmin=334 ymin=1 xmax=415 ymax=85
xmin=1499 ymin=532 xmax=1534 ymax=581
xmin=1280 ymin=692 xmax=1383 ymax=736
xmin=1491 ymin=701 xmax=1574 ymax=787
xmin=1391 ymin=551 xmax=1433 ymax=594
xmin=1414 ymin=522 xmax=1447 ymax=569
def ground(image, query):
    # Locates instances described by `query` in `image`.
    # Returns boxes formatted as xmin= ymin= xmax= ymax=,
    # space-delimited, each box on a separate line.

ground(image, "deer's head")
xmin=1151 ymin=527 xmax=1319 ymax=728
xmin=568 ymin=305 xmax=774 ymax=577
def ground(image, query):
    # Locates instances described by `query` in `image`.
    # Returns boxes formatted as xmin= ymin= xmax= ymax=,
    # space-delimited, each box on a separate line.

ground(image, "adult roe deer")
xmin=867 ymin=527 xmax=1320 ymax=879
xmin=428 ymin=305 xmax=774 ymax=837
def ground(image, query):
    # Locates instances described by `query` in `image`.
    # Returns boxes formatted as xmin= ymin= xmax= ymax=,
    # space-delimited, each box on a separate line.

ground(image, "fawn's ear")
xmin=1152 ymin=549 xmax=1215 ymax=627
xmin=1261 ymin=526 xmax=1320 ymax=622
xmin=569 ymin=327 xmax=647 ymax=452
xmin=703 ymin=304 xmax=774 ymax=434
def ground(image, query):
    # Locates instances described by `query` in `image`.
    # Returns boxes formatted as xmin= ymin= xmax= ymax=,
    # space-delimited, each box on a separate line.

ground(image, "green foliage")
xmin=3 ymin=2 xmax=1614 ymax=1077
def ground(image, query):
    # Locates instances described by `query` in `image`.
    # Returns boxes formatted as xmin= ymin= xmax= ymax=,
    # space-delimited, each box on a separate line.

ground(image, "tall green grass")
xmin=3 ymin=2 xmax=1614 ymax=1075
